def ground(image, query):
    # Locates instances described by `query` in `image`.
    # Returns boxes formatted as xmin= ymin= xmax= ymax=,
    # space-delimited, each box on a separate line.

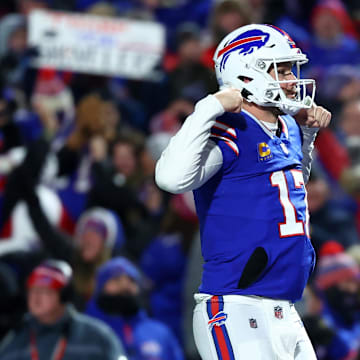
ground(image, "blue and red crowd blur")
xmin=0 ymin=0 xmax=360 ymax=359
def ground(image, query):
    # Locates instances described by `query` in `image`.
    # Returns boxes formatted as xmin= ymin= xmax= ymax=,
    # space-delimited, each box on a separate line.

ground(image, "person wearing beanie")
xmin=70 ymin=208 xmax=126 ymax=306
xmin=85 ymin=256 xmax=184 ymax=360
xmin=30 ymin=68 xmax=75 ymax=129
xmin=14 ymin=168 xmax=126 ymax=308
xmin=75 ymin=207 xmax=125 ymax=252
xmin=315 ymin=252 xmax=360 ymax=292
xmin=309 ymin=251 xmax=360 ymax=359
xmin=0 ymin=103 xmax=127 ymax=308
xmin=26 ymin=203 xmax=126 ymax=308
xmin=0 ymin=259 xmax=128 ymax=360
xmin=139 ymin=192 xmax=198 ymax=345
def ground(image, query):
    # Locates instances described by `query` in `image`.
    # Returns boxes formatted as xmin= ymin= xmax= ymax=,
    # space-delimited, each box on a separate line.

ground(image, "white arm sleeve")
xmin=301 ymin=126 xmax=319 ymax=183
xmin=155 ymin=95 xmax=225 ymax=194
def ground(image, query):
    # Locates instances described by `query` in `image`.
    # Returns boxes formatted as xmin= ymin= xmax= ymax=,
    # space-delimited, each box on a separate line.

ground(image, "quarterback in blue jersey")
xmin=156 ymin=24 xmax=331 ymax=360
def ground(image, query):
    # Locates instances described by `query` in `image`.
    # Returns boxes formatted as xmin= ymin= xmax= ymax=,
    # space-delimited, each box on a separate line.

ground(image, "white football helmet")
xmin=213 ymin=24 xmax=316 ymax=115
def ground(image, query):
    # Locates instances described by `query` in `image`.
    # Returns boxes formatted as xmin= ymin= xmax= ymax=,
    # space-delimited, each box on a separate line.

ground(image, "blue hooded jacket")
xmin=85 ymin=257 xmax=184 ymax=360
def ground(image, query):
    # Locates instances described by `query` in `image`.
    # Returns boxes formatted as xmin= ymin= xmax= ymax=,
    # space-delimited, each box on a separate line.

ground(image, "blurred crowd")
xmin=0 ymin=0 xmax=360 ymax=359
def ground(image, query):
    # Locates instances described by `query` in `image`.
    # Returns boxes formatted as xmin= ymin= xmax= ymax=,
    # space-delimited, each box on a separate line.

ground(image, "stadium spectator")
xmin=149 ymin=97 xmax=195 ymax=135
xmin=0 ymin=260 xmax=26 ymax=341
xmin=0 ymin=259 xmax=127 ymax=360
xmin=306 ymin=251 xmax=360 ymax=359
xmin=1 ymin=132 xmax=126 ymax=307
xmin=201 ymin=0 xmax=253 ymax=68
xmin=306 ymin=171 xmax=359 ymax=250
xmin=167 ymin=22 xmax=217 ymax=103
xmin=86 ymin=256 xmax=184 ymax=360
xmin=313 ymin=98 xmax=360 ymax=236
xmin=304 ymin=0 xmax=360 ymax=108
xmin=0 ymin=0 xmax=360 ymax=357
xmin=87 ymin=131 xmax=166 ymax=259
xmin=140 ymin=191 xmax=198 ymax=344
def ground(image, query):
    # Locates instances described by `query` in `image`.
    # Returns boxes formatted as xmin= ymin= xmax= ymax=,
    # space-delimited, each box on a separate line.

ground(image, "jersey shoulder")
xmin=210 ymin=112 xmax=247 ymax=158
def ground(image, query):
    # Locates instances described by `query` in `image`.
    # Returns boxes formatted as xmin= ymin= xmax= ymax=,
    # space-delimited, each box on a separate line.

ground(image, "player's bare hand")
xmin=214 ymin=88 xmax=243 ymax=113
xmin=305 ymin=104 xmax=331 ymax=128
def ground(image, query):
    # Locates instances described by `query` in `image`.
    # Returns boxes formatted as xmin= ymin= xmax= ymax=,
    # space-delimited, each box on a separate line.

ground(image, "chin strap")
xmin=278 ymin=103 xmax=301 ymax=116
xmin=249 ymin=91 xmax=313 ymax=116
xmin=278 ymin=95 xmax=313 ymax=116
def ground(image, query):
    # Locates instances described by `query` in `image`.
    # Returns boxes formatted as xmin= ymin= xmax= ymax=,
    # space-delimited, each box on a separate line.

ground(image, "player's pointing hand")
xmin=214 ymin=88 xmax=243 ymax=113
xmin=305 ymin=103 xmax=331 ymax=128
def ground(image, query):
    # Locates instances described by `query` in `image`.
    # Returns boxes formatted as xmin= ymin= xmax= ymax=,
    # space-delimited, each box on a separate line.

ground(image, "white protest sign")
xmin=27 ymin=10 xmax=165 ymax=79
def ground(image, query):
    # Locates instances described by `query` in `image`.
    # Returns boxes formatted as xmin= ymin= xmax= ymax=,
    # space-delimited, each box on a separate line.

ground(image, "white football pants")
xmin=193 ymin=294 xmax=317 ymax=360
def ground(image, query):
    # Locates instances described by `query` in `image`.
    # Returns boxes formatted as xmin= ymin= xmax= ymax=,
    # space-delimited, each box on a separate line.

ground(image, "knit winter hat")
xmin=310 ymin=0 xmax=358 ymax=38
xmin=75 ymin=207 xmax=125 ymax=251
xmin=95 ymin=257 xmax=141 ymax=294
xmin=315 ymin=252 xmax=360 ymax=290
xmin=27 ymin=260 xmax=72 ymax=291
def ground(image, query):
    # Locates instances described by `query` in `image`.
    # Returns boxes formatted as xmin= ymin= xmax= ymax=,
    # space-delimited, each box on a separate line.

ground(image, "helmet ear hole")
xmin=241 ymin=88 xmax=252 ymax=100
xmin=238 ymin=76 xmax=253 ymax=100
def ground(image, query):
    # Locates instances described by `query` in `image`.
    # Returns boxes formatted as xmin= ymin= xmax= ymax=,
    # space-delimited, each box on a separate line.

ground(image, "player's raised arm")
xmin=155 ymin=89 xmax=242 ymax=194
xmin=298 ymin=102 xmax=332 ymax=183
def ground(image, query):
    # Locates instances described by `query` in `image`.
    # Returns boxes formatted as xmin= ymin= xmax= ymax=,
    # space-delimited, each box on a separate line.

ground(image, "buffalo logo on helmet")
xmin=218 ymin=29 xmax=270 ymax=71
xmin=274 ymin=306 xmax=283 ymax=319
xmin=208 ymin=311 xmax=228 ymax=330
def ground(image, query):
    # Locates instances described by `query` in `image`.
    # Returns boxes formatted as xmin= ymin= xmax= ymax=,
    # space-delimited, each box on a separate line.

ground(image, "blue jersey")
xmin=85 ymin=303 xmax=184 ymax=360
xmin=193 ymin=110 xmax=315 ymax=302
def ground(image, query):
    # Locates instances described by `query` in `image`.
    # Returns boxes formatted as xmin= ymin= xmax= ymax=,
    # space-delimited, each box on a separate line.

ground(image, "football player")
xmin=155 ymin=24 xmax=331 ymax=359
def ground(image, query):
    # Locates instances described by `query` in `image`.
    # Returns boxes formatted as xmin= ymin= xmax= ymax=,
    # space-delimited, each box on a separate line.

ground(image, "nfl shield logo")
xmin=249 ymin=318 xmax=258 ymax=328
xmin=274 ymin=306 xmax=283 ymax=319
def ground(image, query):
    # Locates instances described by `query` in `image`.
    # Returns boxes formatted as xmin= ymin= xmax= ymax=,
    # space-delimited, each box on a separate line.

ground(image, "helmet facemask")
xmin=251 ymin=57 xmax=316 ymax=115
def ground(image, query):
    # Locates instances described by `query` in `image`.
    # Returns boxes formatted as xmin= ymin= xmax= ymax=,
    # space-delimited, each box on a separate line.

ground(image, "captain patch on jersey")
xmin=257 ymin=142 xmax=273 ymax=162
